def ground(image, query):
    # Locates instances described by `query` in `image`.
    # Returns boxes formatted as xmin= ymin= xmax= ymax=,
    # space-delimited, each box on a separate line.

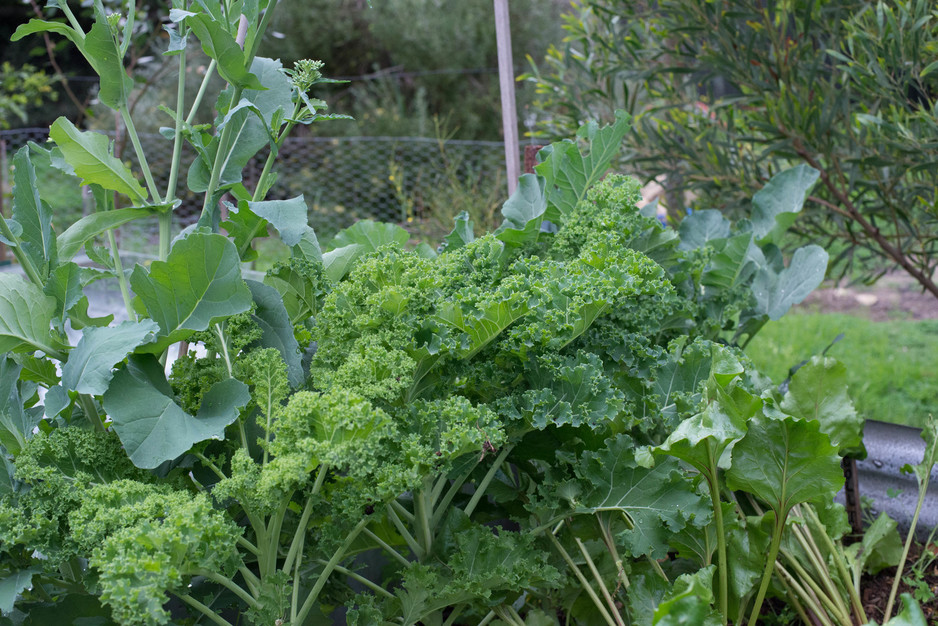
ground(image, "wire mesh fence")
xmin=0 ymin=127 xmax=511 ymax=250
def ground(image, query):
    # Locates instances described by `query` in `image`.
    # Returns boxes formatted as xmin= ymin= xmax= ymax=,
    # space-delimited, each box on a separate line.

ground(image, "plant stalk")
xmin=884 ymin=474 xmax=930 ymax=619
xmin=293 ymin=517 xmax=369 ymax=624
xmin=748 ymin=512 xmax=788 ymax=626
xmin=118 ymin=105 xmax=161 ymax=204
xmin=546 ymin=531 xmax=618 ymax=626
xmin=464 ymin=444 xmax=513 ymax=518
xmin=706 ymin=449 xmax=729 ymax=625
xmin=177 ymin=593 xmax=234 ymax=626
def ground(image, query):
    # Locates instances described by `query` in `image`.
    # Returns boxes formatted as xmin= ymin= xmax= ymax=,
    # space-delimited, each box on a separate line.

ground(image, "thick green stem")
xmin=78 ymin=394 xmax=104 ymax=432
xmin=442 ymin=604 xmax=466 ymax=626
xmin=199 ymin=86 xmax=243 ymax=224
xmin=194 ymin=569 xmax=258 ymax=610
xmin=431 ymin=459 xmax=479 ymax=527
xmin=105 ymin=228 xmax=135 ymax=320
xmin=323 ymin=561 xmax=395 ymax=600
xmin=362 ymin=527 xmax=410 ymax=567
xmin=464 ymin=444 xmax=513 ymax=518
xmin=186 ymin=59 xmax=217 ymax=124
xmin=55 ymin=1 xmax=84 ymax=35
xmin=789 ymin=508 xmax=853 ymax=622
xmin=415 ymin=483 xmax=434 ymax=558
xmin=884 ymin=475 xmax=929 ymax=619
xmin=546 ymin=531 xmax=617 ymax=626
xmin=775 ymin=562 xmax=834 ymax=626
xmin=283 ymin=473 xmax=324 ymax=575
xmin=389 ymin=499 xmax=415 ymax=524
xmin=177 ymin=593 xmax=234 ymax=626
xmin=706 ymin=448 xmax=729 ymax=625
xmin=263 ymin=495 xmax=291 ymax=578
xmin=293 ymin=517 xmax=369 ymax=625
xmin=574 ymin=536 xmax=625 ymax=626
xmin=748 ymin=512 xmax=788 ymax=626
xmin=780 ymin=547 xmax=849 ymax=625
xmin=387 ymin=503 xmax=422 ymax=560
xmin=119 ymin=105 xmax=161 ymax=204
xmin=597 ymin=515 xmax=629 ymax=591
xmin=244 ymin=0 xmax=279 ymax=65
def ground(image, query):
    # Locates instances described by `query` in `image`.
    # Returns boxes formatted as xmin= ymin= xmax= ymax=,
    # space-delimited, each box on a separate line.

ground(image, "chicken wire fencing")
xmin=0 ymin=128 xmax=510 ymax=254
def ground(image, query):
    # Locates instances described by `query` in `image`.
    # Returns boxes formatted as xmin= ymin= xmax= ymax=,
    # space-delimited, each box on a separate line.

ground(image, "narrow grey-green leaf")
xmin=49 ymin=118 xmax=146 ymax=203
xmin=322 ymin=244 xmax=365 ymax=282
xmin=104 ymin=355 xmax=250 ymax=469
xmin=11 ymin=147 xmax=55 ymax=277
xmin=62 ymin=320 xmax=160 ymax=395
xmin=0 ymin=274 xmax=66 ymax=356
xmin=753 ymin=245 xmax=828 ymax=320
xmin=83 ymin=20 xmax=133 ymax=109
xmin=248 ymin=195 xmax=308 ymax=246
xmin=185 ymin=13 xmax=264 ymax=89
xmin=43 ymin=262 xmax=83 ymax=324
xmin=57 ymin=207 xmax=155 ymax=262
xmin=130 ymin=232 xmax=252 ymax=342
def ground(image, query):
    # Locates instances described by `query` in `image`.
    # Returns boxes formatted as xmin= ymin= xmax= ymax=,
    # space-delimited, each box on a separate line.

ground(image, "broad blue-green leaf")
xmin=222 ymin=200 xmax=267 ymax=261
xmin=494 ymin=174 xmax=548 ymax=245
xmin=726 ymin=415 xmax=843 ymax=518
xmin=534 ymin=109 xmax=631 ymax=218
xmin=0 ymin=357 xmax=40 ymax=455
xmin=293 ymin=227 xmax=323 ymax=265
xmin=0 ymin=274 xmax=66 ymax=356
xmin=573 ymin=435 xmax=710 ymax=558
xmin=62 ymin=320 xmax=160 ymax=395
xmin=248 ymin=195 xmax=308 ymax=246
xmin=0 ymin=568 xmax=41 ymax=615
xmin=751 ymin=165 xmax=819 ymax=245
xmin=57 ymin=207 xmax=155 ymax=262
xmin=11 ymin=147 xmax=55 ymax=277
xmin=752 ymin=245 xmax=828 ymax=320
xmin=130 ymin=233 xmax=252 ymax=346
xmin=83 ymin=20 xmax=133 ymax=109
xmin=49 ymin=118 xmax=147 ymax=203
xmin=246 ymin=281 xmax=303 ymax=388
xmin=42 ymin=385 xmax=70 ymax=421
xmin=781 ymin=356 xmax=863 ymax=455
xmin=185 ymin=14 xmax=264 ymax=89
xmin=678 ymin=210 xmax=731 ymax=251
xmin=701 ymin=234 xmax=766 ymax=291
xmin=442 ymin=211 xmax=475 ymax=251
xmin=329 ymin=219 xmax=410 ymax=251
xmin=103 ymin=355 xmax=250 ymax=469
xmin=11 ymin=354 xmax=58 ymax=387
xmin=322 ymin=244 xmax=365 ymax=283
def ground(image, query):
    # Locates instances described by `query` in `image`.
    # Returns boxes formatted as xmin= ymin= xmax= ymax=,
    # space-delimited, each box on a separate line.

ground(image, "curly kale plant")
xmin=0 ymin=1 xmax=887 ymax=623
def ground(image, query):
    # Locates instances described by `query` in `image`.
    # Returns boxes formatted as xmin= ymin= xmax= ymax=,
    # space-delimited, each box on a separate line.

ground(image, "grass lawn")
xmin=746 ymin=313 xmax=938 ymax=429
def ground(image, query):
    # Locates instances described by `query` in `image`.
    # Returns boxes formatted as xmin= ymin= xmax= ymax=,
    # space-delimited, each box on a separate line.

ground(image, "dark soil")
xmin=860 ymin=543 xmax=938 ymax=625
